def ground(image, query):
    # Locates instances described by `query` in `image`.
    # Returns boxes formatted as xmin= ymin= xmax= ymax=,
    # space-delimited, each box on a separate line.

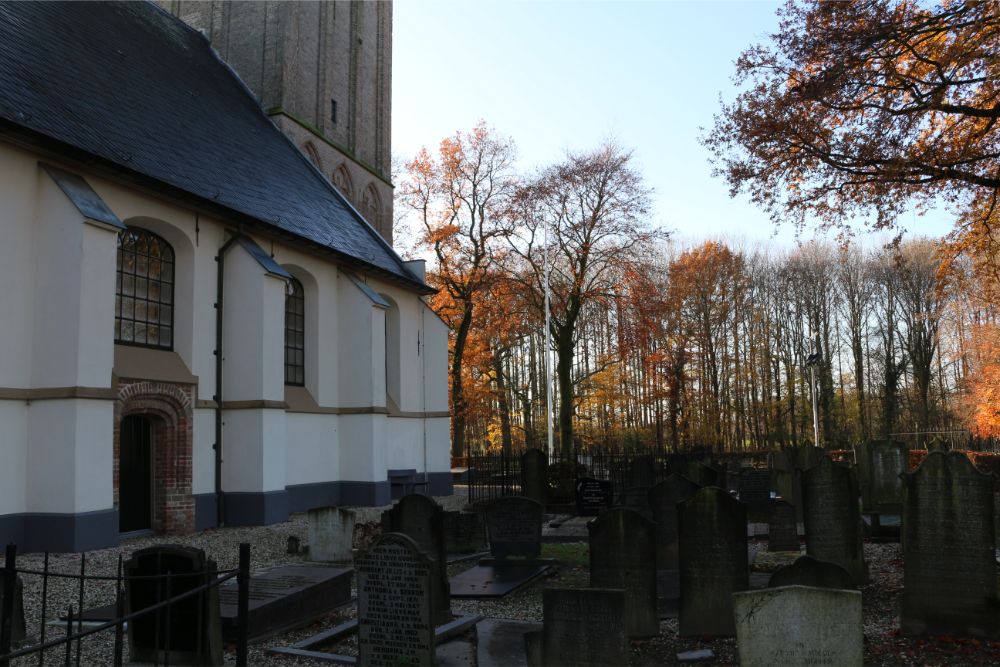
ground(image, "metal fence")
xmin=0 ymin=542 xmax=251 ymax=667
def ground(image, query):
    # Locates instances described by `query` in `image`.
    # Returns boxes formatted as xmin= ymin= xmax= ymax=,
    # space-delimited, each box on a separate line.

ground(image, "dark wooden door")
xmin=119 ymin=415 xmax=153 ymax=532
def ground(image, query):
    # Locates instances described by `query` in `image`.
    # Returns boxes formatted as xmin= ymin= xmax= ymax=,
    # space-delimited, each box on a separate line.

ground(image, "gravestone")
xmin=487 ymin=496 xmax=543 ymax=559
xmin=588 ymin=508 xmax=658 ymax=638
xmin=767 ymin=500 xmax=800 ymax=552
xmin=521 ymin=448 xmax=548 ymax=506
xmin=382 ymin=494 xmax=450 ymax=626
xmin=733 ymin=585 xmax=863 ymax=667
xmin=124 ymin=545 xmax=223 ymax=666
xmin=802 ymin=457 xmax=868 ymax=585
xmin=308 ymin=506 xmax=355 ymax=562
xmin=575 ymin=477 xmax=613 ymax=516
xmin=768 ymin=555 xmax=854 ymax=590
xmin=536 ymin=588 xmax=628 ymax=667
xmin=618 ymin=485 xmax=652 ymax=519
xmin=772 ymin=452 xmax=803 ymax=522
xmin=627 ymin=455 xmax=656 ymax=488
xmin=678 ymin=487 xmax=748 ymax=637
xmin=218 ymin=564 xmax=352 ymax=641
xmin=444 ymin=511 xmax=488 ymax=554
xmin=902 ymin=451 xmax=1000 ymax=637
xmin=857 ymin=439 xmax=907 ymax=513
xmin=680 ymin=460 xmax=719 ymax=488
xmin=356 ymin=533 xmax=435 ymax=667
xmin=649 ymin=474 xmax=701 ymax=569
xmin=739 ymin=468 xmax=771 ymax=520
xmin=0 ymin=574 xmax=26 ymax=648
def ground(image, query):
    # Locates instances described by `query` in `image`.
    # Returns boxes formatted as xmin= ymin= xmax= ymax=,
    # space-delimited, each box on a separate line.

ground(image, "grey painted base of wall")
xmin=222 ymin=490 xmax=290 ymax=527
xmin=0 ymin=509 xmax=119 ymax=553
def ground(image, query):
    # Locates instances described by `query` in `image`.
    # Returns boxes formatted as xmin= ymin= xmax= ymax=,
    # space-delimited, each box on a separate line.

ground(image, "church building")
xmin=0 ymin=1 xmax=452 ymax=553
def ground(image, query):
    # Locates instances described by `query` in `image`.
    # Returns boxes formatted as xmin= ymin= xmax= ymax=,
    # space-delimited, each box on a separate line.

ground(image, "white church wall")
xmin=423 ymin=304 xmax=450 ymax=412
xmin=0 ymin=147 xmax=37 ymax=389
xmin=285 ymin=412 xmax=339 ymax=486
xmin=192 ymin=408 xmax=215 ymax=495
xmin=0 ymin=403 xmax=27 ymax=515
xmin=337 ymin=272 xmax=386 ymax=409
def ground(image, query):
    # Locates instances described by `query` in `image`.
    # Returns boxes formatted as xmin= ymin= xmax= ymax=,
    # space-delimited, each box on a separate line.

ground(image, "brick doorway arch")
xmin=115 ymin=380 xmax=194 ymax=534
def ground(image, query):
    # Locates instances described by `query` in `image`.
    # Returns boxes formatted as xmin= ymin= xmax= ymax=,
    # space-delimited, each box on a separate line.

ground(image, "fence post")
xmin=0 ymin=543 xmax=17 ymax=666
xmin=235 ymin=543 xmax=250 ymax=667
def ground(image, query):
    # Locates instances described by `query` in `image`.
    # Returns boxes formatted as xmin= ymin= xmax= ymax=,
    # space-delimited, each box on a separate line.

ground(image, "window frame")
xmin=284 ymin=277 xmax=306 ymax=386
xmin=115 ymin=227 xmax=175 ymax=350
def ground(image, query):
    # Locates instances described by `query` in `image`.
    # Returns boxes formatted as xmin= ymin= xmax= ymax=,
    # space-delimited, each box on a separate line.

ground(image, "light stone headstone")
xmin=307 ymin=506 xmax=356 ymax=562
xmin=486 ymin=496 xmax=543 ymax=559
xmin=733 ymin=585 xmax=863 ymax=667
xmin=539 ymin=588 xmax=628 ymax=667
xmin=678 ymin=487 xmax=748 ymax=637
xmin=520 ymin=448 xmax=548 ymax=506
xmin=902 ymin=451 xmax=1000 ymax=637
xmin=356 ymin=533 xmax=435 ymax=667
xmin=588 ymin=507 xmax=658 ymax=638
xmin=649 ymin=474 xmax=701 ymax=569
xmin=381 ymin=494 xmax=450 ymax=626
xmin=802 ymin=457 xmax=868 ymax=586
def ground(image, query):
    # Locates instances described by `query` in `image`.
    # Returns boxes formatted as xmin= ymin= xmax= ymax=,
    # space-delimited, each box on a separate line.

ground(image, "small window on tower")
xmin=331 ymin=99 xmax=337 ymax=124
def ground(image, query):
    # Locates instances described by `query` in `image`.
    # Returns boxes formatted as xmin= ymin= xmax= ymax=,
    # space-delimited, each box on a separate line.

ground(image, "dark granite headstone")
xmin=678 ymin=487 xmax=748 ymax=637
xmin=124 ymin=545 xmax=223 ymax=666
xmin=0 ymin=574 xmax=26 ymax=648
xmin=617 ymin=485 xmax=652 ymax=519
xmin=218 ymin=564 xmax=352 ymax=641
xmin=356 ymin=533 xmax=435 ymax=667
xmin=802 ymin=457 xmax=868 ymax=585
xmin=487 ymin=496 xmax=543 ymax=559
xmin=767 ymin=500 xmax=800 ymax=552
xmin=575 ymin=477 xmax=613 ymax=516
xmin=768 ymin=555 xmax=854 ymax=590
xmin=444 ymin=511 xmax=488 ymax=554
xmin=540 ymin=589 xmax=628 ymax=666
xmin=588 ymin=508 xmax=658 ymax=638
xmin=857 ymin=440 xmax=907 ymax=513
xmin=680 ymin=460 xmax=719 ymax=488
xmin=382 ymin=494 xmax=450 ymax=626
xmin=902 ymin=452 xmax=1000 ymax=637
xmin=649 ymin=474 xmax=701 ymax=569
xmin=521 ymin=448 xmax=548 ymax=506
xmin=739 ymin=469 xmax=771 ymax=520
xmin=627 ymin=455 xmax=656 ymax=488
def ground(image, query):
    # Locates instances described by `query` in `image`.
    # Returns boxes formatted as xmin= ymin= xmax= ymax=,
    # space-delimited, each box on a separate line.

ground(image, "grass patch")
xmin=542 ymin=542 xmax=588 ymax=567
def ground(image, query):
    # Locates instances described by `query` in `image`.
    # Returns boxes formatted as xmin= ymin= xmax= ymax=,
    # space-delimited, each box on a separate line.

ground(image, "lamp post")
xmin=806 ymin=347 xmax=821 ymax=447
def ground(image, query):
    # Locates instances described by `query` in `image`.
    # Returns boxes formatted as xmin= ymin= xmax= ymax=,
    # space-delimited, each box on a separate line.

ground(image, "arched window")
xmin=284 ymin=277 xmax=305 ymax=386
xmin=360 ymin=183 xmax=381 ymax=232
xmin=332 ymin=164 xmax=354 ymax=200
xmin=116 ymin=227 xmax=174 ymax=349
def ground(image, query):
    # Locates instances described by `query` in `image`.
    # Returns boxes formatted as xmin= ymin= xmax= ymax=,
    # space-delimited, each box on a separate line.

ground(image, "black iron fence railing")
xmin=0 ymin=542 xmax=251 ymax=667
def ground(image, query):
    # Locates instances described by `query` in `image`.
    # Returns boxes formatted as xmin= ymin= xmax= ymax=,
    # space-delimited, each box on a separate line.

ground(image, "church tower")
xmin=157 ymin=0 xmax=395 ymax=244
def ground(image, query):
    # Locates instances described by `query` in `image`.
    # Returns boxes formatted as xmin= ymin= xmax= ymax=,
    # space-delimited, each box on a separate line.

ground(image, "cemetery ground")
xmin=10 ymin=497 xmax=1000 ymax=666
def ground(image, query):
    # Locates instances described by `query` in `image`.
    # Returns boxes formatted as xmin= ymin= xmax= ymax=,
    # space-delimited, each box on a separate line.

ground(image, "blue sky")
xmin=392 ymin=0 xmax=954 ymax=246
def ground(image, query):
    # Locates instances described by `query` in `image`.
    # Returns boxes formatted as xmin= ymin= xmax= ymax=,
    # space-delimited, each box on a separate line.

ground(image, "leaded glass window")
xmin=285 ymin=278 xmax=305 ymax=385
xmin=116 ymin=227 xmax=174 ymax=349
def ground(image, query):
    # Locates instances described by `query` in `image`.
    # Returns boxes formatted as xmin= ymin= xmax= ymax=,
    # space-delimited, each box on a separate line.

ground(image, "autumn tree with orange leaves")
xmin=399 ymin=122 xmax=517 ymax=457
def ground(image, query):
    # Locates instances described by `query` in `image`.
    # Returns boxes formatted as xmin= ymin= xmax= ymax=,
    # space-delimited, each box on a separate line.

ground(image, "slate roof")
xmin=0 ymin=1 xmax=427 ymax=291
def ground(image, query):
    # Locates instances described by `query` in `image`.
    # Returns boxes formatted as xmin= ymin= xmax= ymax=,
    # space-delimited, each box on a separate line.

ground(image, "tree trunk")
xmin=450 ymin=302 xmax=474 ymax=458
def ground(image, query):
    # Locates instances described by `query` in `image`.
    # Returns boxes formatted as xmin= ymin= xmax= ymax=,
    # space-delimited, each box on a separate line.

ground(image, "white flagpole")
xmin=543 ymin=221 xmax=554 ymax=458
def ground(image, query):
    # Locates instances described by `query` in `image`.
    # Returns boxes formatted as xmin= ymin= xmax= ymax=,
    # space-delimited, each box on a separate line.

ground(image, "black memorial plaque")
xmin=356 ymin=533 xmax=435 ymax=667
xmin=487 ymin=496 xmax=543 ymax=559
xmin=902 ymin=452 xmax=1000 ymax=637
xmin=802 ymin=457 xmax=868 ymax=586
xmin=219 ymin=564 xmax=352 ymax=641
xmin=588 ymin=507 xmax=658 ymax=638
xmin=449 ymin=563 xmax=550 ymax=598
xmin=575 ymin=477 xmax=612 ymax=516
xmin=678 ymin=487 xmax=748 ymax=637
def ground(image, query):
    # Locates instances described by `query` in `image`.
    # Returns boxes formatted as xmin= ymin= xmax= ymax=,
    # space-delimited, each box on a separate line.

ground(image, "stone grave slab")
xmin=767 ymin=500 xmax=800 ymax=552
xmin=487 ymin=496 xmax=543 ymax=559
xmin=618 ymin=485 xmax=652 ymax=519
xmin=125 ymin=545 xmax=223 ymax=666
xmin=520 ymin=448 xmax=548 ymax=505
xmin=739 ymin=469 xmax=771 ymax=520
xmin=802 ymin=457 xmax=868 ymax=585
xmin=444 ymin=510 xmax=488 ymax=554
xmin=649 ymin=474 xmax=701 ymax=569
xmin=857 ymin=439 xmax=907 ymax=513
xmin=575 ymin=477 xmax=612 ymax=516
xmin=679 ymin=487 xmax=748 ymax=637
xmin=769 ymin=555 xmax=854 ymax=590
xmin=0 ymin=574 xmax=26 ymax=648
xmin=219 ymin=563 xmax=352 ymax=642
xmin=680 ymin=460 xmax=719 ymax=488
xmin=308 ymin=506 xmax=355 ymax=562
xmin=627 ymin=455 xmax=656 ymax=488
xmin=357 ymin=533 xmax=435 ymax=667
xmin=382 ymin=494 xmax=451 ymax=626
xmin=450 ymin=562 xmax=551 ymax=598
xmin=902 ymin=451 xmax=1000 ymax=637
xmin=538 ymin=588 xmax=628 ymax=667
xmin=734 ymin=585 xmax=862 ymax=667
xmin=589 ymin=507 xmax=658 ymax=638
xmin=477 ymin=618 xmax=541 ymax=667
